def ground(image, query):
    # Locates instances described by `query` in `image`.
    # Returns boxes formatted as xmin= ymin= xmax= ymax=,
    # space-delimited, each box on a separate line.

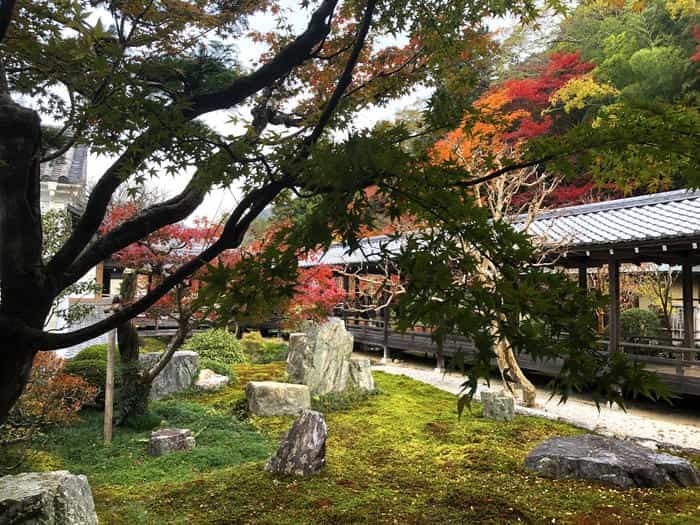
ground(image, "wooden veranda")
xmin=328 ymin=190 xmax=700 ymax=397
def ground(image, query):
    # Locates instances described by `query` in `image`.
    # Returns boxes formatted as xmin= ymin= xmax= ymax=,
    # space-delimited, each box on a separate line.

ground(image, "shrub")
xmin=183 ymin=329 xmax=246 ymax=364
xmin=241 ymin=332 xmax=288 ymax=364
xmin=620 ymin=308 xmax=662 ymax=342
xmin=64 ymin=344 xmax=121 ymax=405
xmin=2 ymin=353 xmax=97 ymax=441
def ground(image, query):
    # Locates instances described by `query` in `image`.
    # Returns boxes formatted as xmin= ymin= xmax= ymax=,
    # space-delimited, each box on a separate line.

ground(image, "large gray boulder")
xmin=481 ymin=390 xmax=515 ymax=422
xmin=525 ymin=434 xmax=700 ymax=488
xmin=349 ymin=358 xmax=374 ymax=391
xmin=266 ymin=410 xmax=327 ymax=477
xmin=140 ymin=351 xmax=199 ymax=400
xmin=246 ymin=381 xmax=311 ymax=416
xmin=287 ymin=318 xmax=373 ymax=395
xmin=0 ymin=470 xmax=98 ymax=525
xmin=149 ymin=428 xmax=196 ymax=457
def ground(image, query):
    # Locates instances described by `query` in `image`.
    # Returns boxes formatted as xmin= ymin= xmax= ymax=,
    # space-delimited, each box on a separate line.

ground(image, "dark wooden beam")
xmin=608 ymin=258 xmax=620 ymax=353
xmin=578 ymin=265 xmax=587 ymax=290
xmin=682 ymin=261 xmax=694 ymax=370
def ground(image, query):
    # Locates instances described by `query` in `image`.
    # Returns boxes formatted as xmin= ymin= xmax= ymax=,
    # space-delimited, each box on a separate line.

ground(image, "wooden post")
xmin=578 ymin=265 xmax=587 ymax=290
xmin=608 ymin=259 xmax=620 ymax=353
xmin=104 ymin=327 xmax=115 ymax=445
xmin=681 ymin=261 xmax=694 ymax=373
xmin=382 ymin=305 xmax=390 ymax=362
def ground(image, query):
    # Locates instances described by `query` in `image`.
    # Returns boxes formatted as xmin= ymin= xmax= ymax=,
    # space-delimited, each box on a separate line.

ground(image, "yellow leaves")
xmin=665 ymin=0 xmax=699 ymax=18
xmin=549 ymin=77 xmax=619 ymax=113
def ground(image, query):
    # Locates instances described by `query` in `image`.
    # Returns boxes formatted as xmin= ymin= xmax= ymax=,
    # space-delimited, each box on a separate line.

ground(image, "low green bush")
xmin=64 ymin=344 xmax=122 ymax=405
xmin=183 ymin=329 xmax=246 ymax=365
xmin=69 ymin=343 xmax=118 ymax=363
xmin=241 ymin=332 xmax=288 ymax=364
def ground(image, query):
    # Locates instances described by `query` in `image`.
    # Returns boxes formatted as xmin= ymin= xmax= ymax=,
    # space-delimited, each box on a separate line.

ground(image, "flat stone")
xmin=0 ymin=470 xmax=98 ymax=525
xmin=140 ymin=351 xmax=199 ymax=400
xmin=286 ymin=318 xmax=354 ymax=395
xmin=348 ymin=358 xmax=375 ymax=391
xmin=266 ymin=410 xmax=327 ymax=477
xmin=149 ymin=428 xmax=196 ymax=456
xmin=481 ymin=390 xmax=515 ymax=422
xmin=246 ymin=381 xmax=311 ymax=416
xmin=195 ymin=368 xmax=230 ymax=390
xmin=524 ymin=434 xmax=700 ymax=488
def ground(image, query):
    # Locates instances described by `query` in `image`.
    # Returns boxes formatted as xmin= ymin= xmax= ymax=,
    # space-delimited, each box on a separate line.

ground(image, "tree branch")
xmin=56 ymin=167 xmax=210 ymax=290
xmin=13 ymin=180 xmax=286 ymax=350
xmin=46 ymin=0 xmax=338 ymax=280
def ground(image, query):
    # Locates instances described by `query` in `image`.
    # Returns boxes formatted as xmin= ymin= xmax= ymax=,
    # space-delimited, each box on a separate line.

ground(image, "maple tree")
xmin=285 ymin=265 xmax=345 ymax=328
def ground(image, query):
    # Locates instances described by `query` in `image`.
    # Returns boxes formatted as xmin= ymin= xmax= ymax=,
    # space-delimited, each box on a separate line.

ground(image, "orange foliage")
xmin=11 ymin=353 xmax=97 ymax=428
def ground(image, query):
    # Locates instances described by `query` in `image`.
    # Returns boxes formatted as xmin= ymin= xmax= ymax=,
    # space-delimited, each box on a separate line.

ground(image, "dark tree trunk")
xmin=116 ymin=319 xmax=151 ymax=423
xmin=0 ymin=90 xmax=52 ymax=424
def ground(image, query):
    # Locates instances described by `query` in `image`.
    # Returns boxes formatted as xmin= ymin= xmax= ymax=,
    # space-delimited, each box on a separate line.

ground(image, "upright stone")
xmin=266 ymin=410 xmax=327 ymax=477
xmin=525 ymin=434 xmax=700 ymax=488
xmin=149 ymin=428 xmax=196 ymax=457
xmin=140 ymin=351 xmax=199 ymax=400
xmin=481 ymin=390 xmax=515 ymax=422
xmin=286 ymin=318 xmax=354 ymax=395
xmin=0 ymin=471 xmax=98 ymax=525
xmin=349 ymin=358 xmax=375 ymax=391
xmin=246 ymin=381 xmax=311 ymax=416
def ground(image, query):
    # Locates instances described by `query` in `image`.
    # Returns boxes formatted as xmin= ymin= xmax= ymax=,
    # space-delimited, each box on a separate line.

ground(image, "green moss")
xmin=3 ymin=365 xmax=698 ymax=524
xmin=140 ymin=337 xmax=168 ymax=354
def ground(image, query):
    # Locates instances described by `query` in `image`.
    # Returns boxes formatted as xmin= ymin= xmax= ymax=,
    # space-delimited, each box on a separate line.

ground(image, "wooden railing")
xmin=341 ymin=313 xmax=700 ymax=396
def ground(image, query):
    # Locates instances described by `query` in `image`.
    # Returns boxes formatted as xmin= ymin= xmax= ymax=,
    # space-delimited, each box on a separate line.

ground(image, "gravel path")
xmin=374 ymin=361 xmax=700 ymax=452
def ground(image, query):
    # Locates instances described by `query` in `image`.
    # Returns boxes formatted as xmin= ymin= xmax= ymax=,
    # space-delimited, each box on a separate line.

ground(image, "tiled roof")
xmin=513 ymin=189 xmax=700 ymax=248
xmin=302 ymin=190 xmax=700 ymax=266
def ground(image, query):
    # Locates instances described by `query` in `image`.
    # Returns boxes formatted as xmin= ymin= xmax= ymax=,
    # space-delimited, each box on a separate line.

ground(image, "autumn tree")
xmin=101 ymin=202 xmax=224 ymax=421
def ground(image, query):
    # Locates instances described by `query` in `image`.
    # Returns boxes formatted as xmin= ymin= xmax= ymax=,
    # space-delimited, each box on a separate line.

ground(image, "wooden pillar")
xmin=682 ymin=261 xmax=694 ymax=371
xmin=608 ymin=259 xmax=620 ymax=352
xmin=103 ymin=327 xmax=115 ymax=445
xmin=578 ymin=265 xmax=587 ymax=290
xmin=382 ymin=305 xmax=390 ymax=362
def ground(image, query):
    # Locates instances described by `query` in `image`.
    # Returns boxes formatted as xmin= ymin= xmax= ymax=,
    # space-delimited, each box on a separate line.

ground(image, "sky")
xmin=84 ymin=2 xmax=560 ymax=221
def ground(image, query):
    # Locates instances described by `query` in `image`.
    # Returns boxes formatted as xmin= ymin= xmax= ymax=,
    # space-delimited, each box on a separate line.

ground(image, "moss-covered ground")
xmin=2 ymin=362 xmax=699 ymax=524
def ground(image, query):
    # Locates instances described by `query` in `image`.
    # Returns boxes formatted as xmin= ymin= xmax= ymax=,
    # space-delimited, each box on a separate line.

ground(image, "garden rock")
xmin=0 ymin=470 xmax=98 ymax=525
xmin=287 ymin=318 xmax=373 ymax=395
xmin=195 ymin=368 xmax=229 ymax=390
xmin=148 ymin=428 xmax=196 ymax=456
xmin=246 ymin=381 xmax=311 ymax=416
xmin=349 ymin=358 xmax=375 ymax=391
xmin=524 ymin=434 xmax=700 ymax=488
xmin=266 ymin=410 xmax=327 ymax=476
xmin=140 ymin=351 xmax=199 ymax=400
xmin=481 ymin=390 xmax=515 ymax=422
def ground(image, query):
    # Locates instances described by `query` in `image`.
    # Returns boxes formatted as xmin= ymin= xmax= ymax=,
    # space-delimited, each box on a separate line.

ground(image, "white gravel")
xmin=374 ymin=361 xmax=700 ymax=452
